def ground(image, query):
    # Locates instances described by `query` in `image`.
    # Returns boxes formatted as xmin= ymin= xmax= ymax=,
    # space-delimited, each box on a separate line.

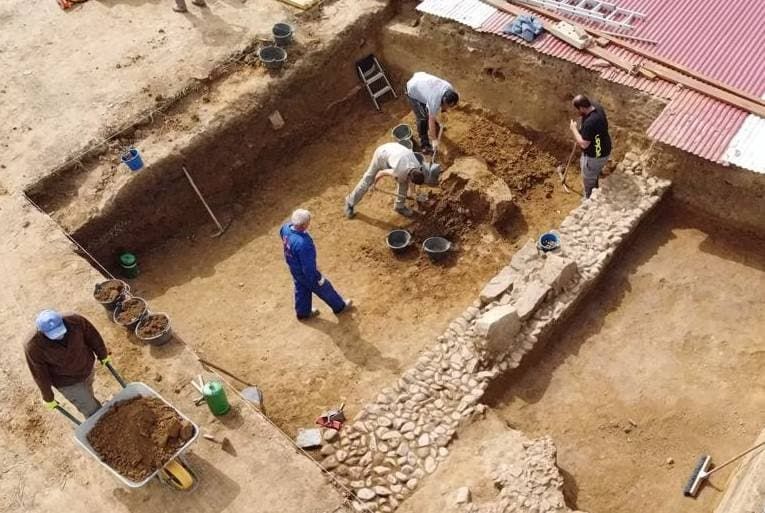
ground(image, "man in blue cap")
xmin=25 ymin=310 xmax=111 ymax=417
xmin=279 ymin=209 xmax=353 ymax=320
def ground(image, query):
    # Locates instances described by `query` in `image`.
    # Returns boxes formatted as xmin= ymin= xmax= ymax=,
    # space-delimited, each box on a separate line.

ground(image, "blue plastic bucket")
xmin=537 ymin=231 xmax=560 ymax=252
xmin=121 ymin=148 xmax=144 ymax=171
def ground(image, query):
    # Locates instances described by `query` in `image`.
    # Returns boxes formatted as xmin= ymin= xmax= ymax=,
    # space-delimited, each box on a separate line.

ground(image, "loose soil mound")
xmin=136 ymin=314 xmax=169 ymax=338
xmin=115 ymin=298 xmax=146 ymax=324
xmin=87 ymin=396 xmax=194 ymax=482
xmin=94 ymin=280 xmax=125 ymax=302
xmin=458 ymin=117 xmax=557 ymax=193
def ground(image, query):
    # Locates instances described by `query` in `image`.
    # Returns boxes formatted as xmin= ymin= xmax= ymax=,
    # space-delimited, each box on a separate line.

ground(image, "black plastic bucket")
xmin=423 ymin=236 xmax=452 ymax=261
xmin=135 ymin=313 xmax=173 ymax=346
xmin=259 ymin=46 xmax=287 ymax=69
xmin=386 ymin=230 xmax=412 ymax=253
xmin=272 ymin=23 xmax=293 ymax=47
xmin=93 ymin=279 xmax=130 ymax=311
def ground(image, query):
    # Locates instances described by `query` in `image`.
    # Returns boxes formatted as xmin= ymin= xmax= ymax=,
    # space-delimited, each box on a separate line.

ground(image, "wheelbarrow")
xmin=57 ymin=363 xmax=199 ymax=491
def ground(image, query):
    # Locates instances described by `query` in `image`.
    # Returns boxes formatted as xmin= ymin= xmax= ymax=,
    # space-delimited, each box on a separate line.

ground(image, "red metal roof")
xmin=607 ymin=0 xmax=765 ymax=96
xmin=418 ymin=0 xmax=765 ymax=168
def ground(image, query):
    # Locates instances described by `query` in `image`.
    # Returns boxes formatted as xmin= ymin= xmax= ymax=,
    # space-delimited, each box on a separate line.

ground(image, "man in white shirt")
xmin=405 ymin=72 xmax=459 ymax=154
xmin=345 ymin=143 xmax=425 ymax=218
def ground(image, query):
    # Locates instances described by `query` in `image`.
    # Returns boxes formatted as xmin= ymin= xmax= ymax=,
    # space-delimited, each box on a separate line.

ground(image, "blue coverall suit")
xmin=279 ymin=223 xmax=347 ymax=319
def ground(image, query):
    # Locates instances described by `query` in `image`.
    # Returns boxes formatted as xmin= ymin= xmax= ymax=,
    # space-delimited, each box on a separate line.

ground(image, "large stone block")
xmin=513 ymin=280 xmax=551 ymax=320
xmin=479 ymin=266 xmax=514 ymax=305
xmin=538 ymin=254 xmax=578 ymax=294
xmin=476 ymin=305 xmax=521 ymax=359
xmin=510 ymin=239 xmax=540 ymax=273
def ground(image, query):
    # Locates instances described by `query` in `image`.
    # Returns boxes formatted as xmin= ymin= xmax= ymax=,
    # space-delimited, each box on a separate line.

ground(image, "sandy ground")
xmin=484 ymin=203 xmax=765 ymax=513
xmin=0 ymin=0 xmax=374 ymax=192
xmin=0 ymin=194 xmax=346 ymax=513
xmin=127 ymin=101 xmax=580 ymax=436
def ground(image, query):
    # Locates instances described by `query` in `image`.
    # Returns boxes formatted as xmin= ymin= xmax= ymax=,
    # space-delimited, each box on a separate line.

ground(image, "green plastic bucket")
xmin=203 ymin=381 xmax=231 ymax=416
xmin=119 ymin=252 xmax=139 ymax=279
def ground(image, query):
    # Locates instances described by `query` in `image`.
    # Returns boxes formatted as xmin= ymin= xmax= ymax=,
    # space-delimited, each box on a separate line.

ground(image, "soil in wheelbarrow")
xmin=136 ymin=314 xmax=169 ymax=338
xmin=87 ymin=396 xmax=194 ymax=482
xmin=93 ymin=280 xmax=125 ymax=302
xmin=115 ymin=298 xmax=146 ymax=324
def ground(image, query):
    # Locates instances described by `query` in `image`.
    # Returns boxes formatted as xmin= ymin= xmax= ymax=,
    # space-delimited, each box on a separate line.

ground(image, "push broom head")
xmin=684 ymin=454 xmax=712 ymax=497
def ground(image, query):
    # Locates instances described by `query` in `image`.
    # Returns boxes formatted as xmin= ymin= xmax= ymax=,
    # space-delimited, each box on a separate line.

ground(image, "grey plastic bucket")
xmin=113 ymin=296 xmax=148 ymax=330
xmin=259 ymin=46 xmax=287 ymax=69
xmin=93 ymin=279 xmax=131 ymax=311
xmin=135 ymin=312 xmax=173 ymax=346
xmin=272 ymin=23 xmax=293 ymax=47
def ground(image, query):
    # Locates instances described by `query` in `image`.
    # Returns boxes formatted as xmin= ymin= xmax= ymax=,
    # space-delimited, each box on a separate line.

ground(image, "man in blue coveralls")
xmin=279 ymin=209 xmax=353 ymax=320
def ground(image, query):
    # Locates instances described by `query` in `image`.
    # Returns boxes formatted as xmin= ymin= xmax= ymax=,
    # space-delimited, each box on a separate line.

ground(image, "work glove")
xmin=100 ymin=356 xmax=112 ymax=366
xmin=44 ymin=399 xmax=59 ymax=411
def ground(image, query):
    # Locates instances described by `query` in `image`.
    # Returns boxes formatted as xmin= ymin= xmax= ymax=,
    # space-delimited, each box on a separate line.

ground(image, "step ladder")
xmin=519 ymin=0 xmax=645 ymax=30
xmin=356 ymin=54 xmax=397 ymax=111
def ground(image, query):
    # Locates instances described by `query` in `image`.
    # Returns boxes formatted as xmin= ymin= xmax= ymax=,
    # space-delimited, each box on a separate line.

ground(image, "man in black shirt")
xmin=569 ymin=95 xmax=612 ymax=199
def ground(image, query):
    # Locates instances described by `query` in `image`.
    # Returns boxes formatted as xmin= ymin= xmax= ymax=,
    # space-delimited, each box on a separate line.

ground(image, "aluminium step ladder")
xmin=356 ymin=54 xmax=397 ymax=110
xmin=519 ymin=0 xmax=646 ymax=30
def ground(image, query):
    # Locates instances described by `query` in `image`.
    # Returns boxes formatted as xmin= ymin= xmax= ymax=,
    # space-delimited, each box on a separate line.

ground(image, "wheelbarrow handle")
xmin=105 ymin=362 xmax=127 ymax=388
xmin=56 ymin=405 xmax=82 ymax=426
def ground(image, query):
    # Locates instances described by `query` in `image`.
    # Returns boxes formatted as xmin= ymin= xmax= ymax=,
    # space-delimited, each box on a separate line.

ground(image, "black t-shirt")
xmin=580 ymin=103 xmax=612 ymax=158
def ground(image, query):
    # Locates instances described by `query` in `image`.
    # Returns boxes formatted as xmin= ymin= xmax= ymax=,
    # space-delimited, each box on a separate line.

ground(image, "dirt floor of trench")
xmin=484 ymin=203 xmax=765 ymax=513
xmin=120 ymin=99 xmax=580 ymax=436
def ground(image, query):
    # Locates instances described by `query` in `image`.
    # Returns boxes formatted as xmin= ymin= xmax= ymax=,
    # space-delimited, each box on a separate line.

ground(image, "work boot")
xmin=344 ymin=200 xmax=355 ymax=219
xmin=394 ymin=206 xmax=415 ymax=218
xmin=298 ymin=308 xmax=320 ymax=321
xmin=337 ymin=299 xmax=354 ymax=314
xmin=173 ymin=0 xmax=188 ymax=12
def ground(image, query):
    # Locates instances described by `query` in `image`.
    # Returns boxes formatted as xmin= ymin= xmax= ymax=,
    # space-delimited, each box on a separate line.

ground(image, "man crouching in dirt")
xmin=405 ymin=72 xmax=459 ymax=154
xmin=25 ymin=310 xmax=112 ymax=418
xmin=569 ymin=94 xmax=612 ymax=199
xmin=280 ymin=209 xmax=353 ymax=320
xmin=344 ymin=142 xmax=425 ymax=219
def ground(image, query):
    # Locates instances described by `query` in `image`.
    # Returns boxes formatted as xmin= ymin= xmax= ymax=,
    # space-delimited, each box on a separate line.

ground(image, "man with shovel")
xmin=24 ymin=310 xmax=111 ymax=418
xmin=344 ymin=142 xmax=425 ymax=218
xmin=569 ymin=95 xmax=612 ymax=199
xmin=405 ymin=72 xmax=459 ymax=154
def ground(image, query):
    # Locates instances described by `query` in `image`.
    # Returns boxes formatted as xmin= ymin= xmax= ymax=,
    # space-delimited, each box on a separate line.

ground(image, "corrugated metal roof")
xmin=723 ymin=94 xmax=765 ymax=173
xmin=416 ymin=0 xmax=765 ymax=173
xmin=416 ymin=0 xmax=496 ymax=29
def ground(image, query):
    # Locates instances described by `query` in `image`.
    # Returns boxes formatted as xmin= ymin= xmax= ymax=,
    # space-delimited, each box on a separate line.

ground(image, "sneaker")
xmin=344 ymin=200 xmax=355 ymax=219
xmin=394 ymin=206 xmax=415 ymax=218
xmin=298 ymin=308 xmax=320 ymax=320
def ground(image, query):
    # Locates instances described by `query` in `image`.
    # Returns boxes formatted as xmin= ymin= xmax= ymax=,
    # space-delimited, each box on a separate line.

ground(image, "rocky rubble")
xmin=459 ymin=430 xmax=586 ymax=513
xmin=322 ymin=171 xmax=670 ymax=512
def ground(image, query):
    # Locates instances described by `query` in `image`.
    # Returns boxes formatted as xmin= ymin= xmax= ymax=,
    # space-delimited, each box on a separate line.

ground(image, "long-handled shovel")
xmin=556 ymin=143 xmax=577 ymax=194
xmin=54 ymin=362 xmax=128 ymax=426
xmin=182 ymin=166 xmax=230 ymax=238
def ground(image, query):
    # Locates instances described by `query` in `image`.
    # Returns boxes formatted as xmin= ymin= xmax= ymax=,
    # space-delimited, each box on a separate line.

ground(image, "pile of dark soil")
xmin=87 ymin=396 xmax=194 ymax=482
xmin=94 ymin=280 xmax=125 ymax=302
xmin=136 ymin=314 xmax=169 ymax=337
xmin=115 ymin=298 xmax=146 ymax=324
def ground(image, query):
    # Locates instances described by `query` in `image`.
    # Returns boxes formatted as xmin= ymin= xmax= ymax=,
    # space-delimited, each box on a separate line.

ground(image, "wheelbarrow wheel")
xmin=158 ymin=459 xmax=196 ymax=491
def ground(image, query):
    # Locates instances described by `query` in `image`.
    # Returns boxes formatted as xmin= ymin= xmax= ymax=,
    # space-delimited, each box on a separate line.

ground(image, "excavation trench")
xmin=22 ymin=8 xmax=765 ymax=513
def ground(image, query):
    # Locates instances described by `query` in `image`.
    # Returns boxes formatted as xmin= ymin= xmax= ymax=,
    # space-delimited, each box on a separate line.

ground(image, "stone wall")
xmin=319 ymin=168 xmax=671 ymax=513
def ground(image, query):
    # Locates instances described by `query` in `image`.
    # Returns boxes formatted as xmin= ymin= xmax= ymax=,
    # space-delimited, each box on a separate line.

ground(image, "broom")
xmin=683 ymin=440 xmax=765 ymax=497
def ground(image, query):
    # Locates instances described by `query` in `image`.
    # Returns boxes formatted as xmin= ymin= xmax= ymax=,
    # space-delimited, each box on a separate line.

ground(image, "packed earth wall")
xmin=383 ymin=13 xmax=765 ymax=236
xmin=27 ymin=0 xmax=392 ymax=266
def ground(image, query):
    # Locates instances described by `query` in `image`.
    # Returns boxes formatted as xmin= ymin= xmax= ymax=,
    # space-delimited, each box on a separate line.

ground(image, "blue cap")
xmin=35 ymin=310 xmax=68 ymax=340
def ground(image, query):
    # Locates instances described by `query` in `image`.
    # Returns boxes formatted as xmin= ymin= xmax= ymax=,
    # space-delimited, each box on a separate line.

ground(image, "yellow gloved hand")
xmin=44 ymin=400 xmax=59 ymax=411
xmin=100 ymin=356 xmax=112 ymax=366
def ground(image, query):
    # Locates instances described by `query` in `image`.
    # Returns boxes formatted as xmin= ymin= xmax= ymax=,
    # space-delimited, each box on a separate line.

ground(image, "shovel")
xmin=556 ymin=143 xmax=578 ymax=194
xmin=54 ymin=362 xmax=128 ymax=426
